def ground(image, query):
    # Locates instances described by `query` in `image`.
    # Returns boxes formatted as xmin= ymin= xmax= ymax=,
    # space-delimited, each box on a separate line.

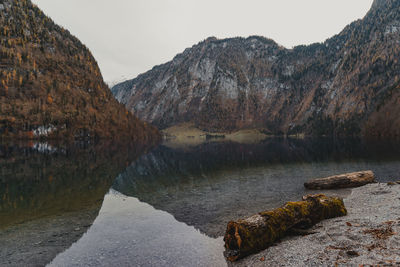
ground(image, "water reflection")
xmin=0 ymin=141 xmax=150 ymax=267
xmin=49 ymin=190 xmax=226 ymax=267
xmin=113 ymin=138 xmax=400 ymax=237
xmin=1 ymin=138 xmax=400 ymax=266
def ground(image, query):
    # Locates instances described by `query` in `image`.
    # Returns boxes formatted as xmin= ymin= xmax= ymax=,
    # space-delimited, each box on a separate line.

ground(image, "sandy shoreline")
xmin=232 ymin=182 xmax=400 ymax=266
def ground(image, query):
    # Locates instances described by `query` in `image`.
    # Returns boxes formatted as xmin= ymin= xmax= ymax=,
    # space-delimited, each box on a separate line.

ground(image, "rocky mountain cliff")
xmin=0 ymin=0 xmax=159 ymax=142
xmin=112 ymin=0 xmax=400 ymax=138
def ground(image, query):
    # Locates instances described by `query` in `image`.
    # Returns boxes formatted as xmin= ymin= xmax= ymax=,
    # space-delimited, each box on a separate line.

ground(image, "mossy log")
xmin=304 ymin=170 xmax=376 ymax=189
xmin=224 ymin=194 xmax=347 ymax=261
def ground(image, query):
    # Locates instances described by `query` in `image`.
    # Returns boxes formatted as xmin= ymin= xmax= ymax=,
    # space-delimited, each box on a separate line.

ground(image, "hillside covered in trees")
xmin=112 ymin=0 xmax=400 ymax=138
xmin=0 ymin=0 xmax=159 ymax=142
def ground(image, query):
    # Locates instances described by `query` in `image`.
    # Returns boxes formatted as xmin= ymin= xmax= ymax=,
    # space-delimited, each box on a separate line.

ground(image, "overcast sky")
xmin=31 ymin=0 xmax=374 ymax=84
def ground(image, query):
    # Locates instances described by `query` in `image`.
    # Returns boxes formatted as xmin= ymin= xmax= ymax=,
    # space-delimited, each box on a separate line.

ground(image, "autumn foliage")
xmin=0 ymin=0 xmax=160 ymax=143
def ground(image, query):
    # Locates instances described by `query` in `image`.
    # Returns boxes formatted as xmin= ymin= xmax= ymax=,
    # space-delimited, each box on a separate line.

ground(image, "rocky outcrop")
xmin=372 ymin=0 xmax=394 ymax=10
xmin=112 ymin=0 xmax=400 ymax=138
xmin=0 ymin=0 xmax=160 ymax=142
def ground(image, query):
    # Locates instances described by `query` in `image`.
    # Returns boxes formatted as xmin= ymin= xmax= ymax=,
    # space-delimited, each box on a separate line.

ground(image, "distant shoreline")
xmin=161 ymin=123 xmax=304 ymax=148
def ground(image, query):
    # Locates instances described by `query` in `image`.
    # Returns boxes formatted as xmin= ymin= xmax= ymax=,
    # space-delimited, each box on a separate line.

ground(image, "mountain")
xmin=112 ymin=0 xmax=400 ymax=138
xmin=0 ymin=0 xmax=159 ymax=142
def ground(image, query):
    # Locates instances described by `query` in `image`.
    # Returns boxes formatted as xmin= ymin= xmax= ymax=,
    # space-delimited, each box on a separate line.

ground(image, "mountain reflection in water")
xmin=113 ymin=138 xmax=400 ymax=237
xmin=1 ymin=138 xmax=400 ymax=266
xmin=49 ymin=190 xmax=226 ymax=267
xmin=0 ymin=141 xmax=150 ymax=267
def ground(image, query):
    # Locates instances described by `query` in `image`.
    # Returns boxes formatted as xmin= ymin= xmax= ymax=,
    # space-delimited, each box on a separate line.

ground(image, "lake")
xmin=1 ymin=138 xmax=400 ymax=266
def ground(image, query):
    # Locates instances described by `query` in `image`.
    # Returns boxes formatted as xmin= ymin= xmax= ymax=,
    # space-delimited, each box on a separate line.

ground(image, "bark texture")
xmin=304 ymin=171 xmax=376 ymax=190
xmin=224 ymin=194 xmax=347 ymax=261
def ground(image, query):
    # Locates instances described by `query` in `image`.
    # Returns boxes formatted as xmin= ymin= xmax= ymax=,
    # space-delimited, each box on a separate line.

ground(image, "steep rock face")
xmin=372 ymin=0 xmax=393 ymax=9
xmin=0 ymin=0 xmax=159 ymax=142
xmin=112 ymin=0 xmax=400 ymax=137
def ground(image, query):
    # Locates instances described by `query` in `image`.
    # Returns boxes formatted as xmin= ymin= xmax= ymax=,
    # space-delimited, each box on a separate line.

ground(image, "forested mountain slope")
xmin=0 ymin=0 xmax=159 ymax=142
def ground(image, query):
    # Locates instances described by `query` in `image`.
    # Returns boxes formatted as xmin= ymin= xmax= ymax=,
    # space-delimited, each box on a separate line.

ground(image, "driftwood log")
xmin=304 ymin=171 xmax=376 ymax=189
xmin=224 ymin=194 xmax=347 ymax=261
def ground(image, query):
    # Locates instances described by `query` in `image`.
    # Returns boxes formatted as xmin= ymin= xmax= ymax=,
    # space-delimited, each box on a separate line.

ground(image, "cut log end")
xmin=304 ymin=170 xmax=376 ymax=190
xmin=224 ymin=194 xmax=347 ymax=262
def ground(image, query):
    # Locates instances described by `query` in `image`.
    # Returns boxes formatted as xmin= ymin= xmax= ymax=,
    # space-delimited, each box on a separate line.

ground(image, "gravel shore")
xmin=233 ymin=182 xmax=400 ymax=266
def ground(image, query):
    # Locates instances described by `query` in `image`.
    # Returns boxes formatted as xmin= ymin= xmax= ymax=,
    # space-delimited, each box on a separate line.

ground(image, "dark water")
xmin=0 ymin=141 xmax=149 ymax=266
xmin=1 ymin=138 xmax=400 ymax=266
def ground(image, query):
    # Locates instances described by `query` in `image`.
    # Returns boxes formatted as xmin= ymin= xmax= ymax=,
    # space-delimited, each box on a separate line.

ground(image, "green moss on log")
xmin=224 ymin=194 xmax=347 ymax=261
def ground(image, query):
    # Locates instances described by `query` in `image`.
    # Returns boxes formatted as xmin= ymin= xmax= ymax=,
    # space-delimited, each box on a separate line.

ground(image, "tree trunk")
xmin=304 ymin=171 xmax=376 ymax=189
xmin=224 ymin=194 xmax=347 ymax=261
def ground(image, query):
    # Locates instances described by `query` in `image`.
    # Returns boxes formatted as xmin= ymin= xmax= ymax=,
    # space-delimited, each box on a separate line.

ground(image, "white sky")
xmin=31 ymin=0 xmax=374 ymax=84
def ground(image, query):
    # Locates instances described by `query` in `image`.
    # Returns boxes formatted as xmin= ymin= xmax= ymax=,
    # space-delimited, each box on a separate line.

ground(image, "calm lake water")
xmin=1 ymin=138 xmax=400 ymax=266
